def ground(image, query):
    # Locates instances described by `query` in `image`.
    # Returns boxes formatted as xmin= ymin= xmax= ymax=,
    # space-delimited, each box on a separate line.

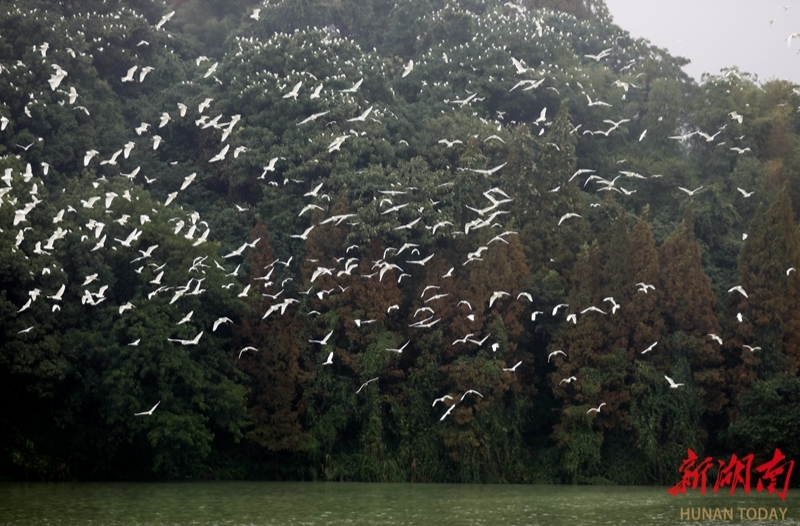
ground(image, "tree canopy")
xmin=1 ymin=0 xmax=800 ymax=484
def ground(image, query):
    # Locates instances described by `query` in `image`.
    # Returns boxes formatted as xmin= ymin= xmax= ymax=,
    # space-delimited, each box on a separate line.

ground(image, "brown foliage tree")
xmin=658 ymin=209 xmax=726 ymax=414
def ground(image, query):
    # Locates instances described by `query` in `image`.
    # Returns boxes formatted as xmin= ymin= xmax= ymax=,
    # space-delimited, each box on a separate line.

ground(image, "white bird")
xmin=291 ymin=225 xmax=315 ymax=240
xmin=101 ymin=149 xmax=124 ymax=169
xmin=327 ymin=135 xmax=349 ymax=152
xmin=386 ymin=340 xmax=410 ymax=353
xmin=152 ymin=135 xmax=163 ymax=150
xmin=114 ymin=228 xmax=142 ymax=247
xmin=322 ymin=351 xmax=333 ymax=365
xmin=460 ymin=390 xmax=483 ymax=401
xmin=552 ymin=304 xmax=569 ymax=316
xmin=439 ymin=404 xmax=456 ymax=421
xmin=139 ymin=66 xmax=154 ymax=82
xmin=641 ymin=342 xmax=658 ymax=354
xmin=407 ymin=253 xmax=434 ymax=266
xmin=558 ymin=213 xmax=581 ymax=226
xmin=304 ymin=182 xmax=324 ymax=197
xmin=432 ymin=395 xmax=453 ymax=407
xmin=559 ymin=376 xmax=577 ymax=385
xmin=708 ymin=333 xmax=723 ymax=345
xmin=587 ymin=402 xmax=606 ymax=414
xmin=503 ymin=361 xmax=522 ymax=372
xmin=299 ymin=204 xmax=323 ymax=217
xmin=696 ymin=130 xmax=723 ymax=142
xmin=121 ymin=65 xmax=137 ymax=82
xmin=84 ymin=149 xmax=99 ymax=166
xmin=453 ymin=334 xmax=474 ymax=345
xmin=531 ymin=311 xmax=543 ymax=321
xmin=238 ymin=346 xmax=258 ymax=359
xmin=209 ymin=144 xmax=229 ymax=162
xmin=48 ymin=67 xmax=68 ymax=90
xmin=297 ymin=111 xmax=330 ymax=125
xmin=510 ymin=56 xmax=534 ymax=74
xmin=168 ymin=331 xmax=204 ymax=346
xmin=548 ymin=350 xmax=566 ymax=362
xmin=159 ymin=112 xmax=171 ymax=128
xmin=155 ymin=10 xmax=175 ymax=29
xmin=636 ymin=283 xmax=655 ymax=294
xmin=584 ymin=47 xmax=612 ymax=61
xmin=356 ymin=376 xmax=379 ymax=394
xmin=283 ymin=81 xmax=302 ymax=100
xmin=402 ymin=59 xmax=414 ymax=77
xmin=665 ymin=376 xmax=684 ymax=389
xmin=198 ymin=98 xmax=213 ymax=113
xmin=339 ymin=78 xmax=363 ymax=93
xmin=260 ymin=157 xmax=282 ymax=177
xmin=177 ymin=103 xmax=187 ymax=117
xmin=678 ymin=186 xmax=704 ymax=196
xmin=728 ymin=285 xmax=748 ymax=298
xmin=47 ymin=284 xmax=66 ymax=301
xmin=468 ymin=163 xmax=507 ymax=176
xmin=743 ymin=345 xmax=761 ymax=352
xmin=134 ymin=401 xmax=160 ymax=416
xmin=213 ymin=317 xmax=233 ymax=331
xmin=181 ymin=172 xmax=197 ymax=191
xmin=177 ymin=311 xmax=194 ymax=325
xmin=585 ymin=93 xmax=612 ymax=107
xmin=309 ymin=330 xmax=333 ymax=346
xmin=347 ymin=106 xmax=373 ymax=122
xmin=489 ymin=290 xmax=510 ymax=307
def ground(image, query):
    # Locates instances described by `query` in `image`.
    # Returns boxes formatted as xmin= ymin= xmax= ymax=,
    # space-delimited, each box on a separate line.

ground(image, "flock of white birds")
xmin=2 ymin=0 xmax=797 ymax=425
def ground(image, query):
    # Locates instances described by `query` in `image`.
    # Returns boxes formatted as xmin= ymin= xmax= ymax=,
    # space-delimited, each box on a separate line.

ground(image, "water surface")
xmin=0 ymin=482 xmax=797 ymax=525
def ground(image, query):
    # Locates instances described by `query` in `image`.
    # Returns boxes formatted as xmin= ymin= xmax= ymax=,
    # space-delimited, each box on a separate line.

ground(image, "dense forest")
xmin=1 ymin=0 xmax=800 ymax=484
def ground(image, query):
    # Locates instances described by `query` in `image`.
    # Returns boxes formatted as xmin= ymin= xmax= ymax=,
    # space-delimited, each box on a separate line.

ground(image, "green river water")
xmin=0 ymin=482 xmax=797 ymax=526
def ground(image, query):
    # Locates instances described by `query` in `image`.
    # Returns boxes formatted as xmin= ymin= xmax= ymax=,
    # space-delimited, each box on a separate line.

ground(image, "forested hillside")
xmin=2 ymin=0 xmax=800 ymax=483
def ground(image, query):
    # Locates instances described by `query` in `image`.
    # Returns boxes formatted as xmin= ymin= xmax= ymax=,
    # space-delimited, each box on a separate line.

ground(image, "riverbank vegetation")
xmin=1 ymin=0 xmax=799 ymax=484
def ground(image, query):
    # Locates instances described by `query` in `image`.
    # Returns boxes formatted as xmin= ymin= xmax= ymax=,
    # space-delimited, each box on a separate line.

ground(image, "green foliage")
xmin=727 ymin=374 xmax=800 ymax=465
xmin=1 ymin=0 xmax=800 ymax=485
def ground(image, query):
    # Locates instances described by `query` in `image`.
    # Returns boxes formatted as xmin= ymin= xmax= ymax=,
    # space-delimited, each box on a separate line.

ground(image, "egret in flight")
xmin=587 ymin=402 xmax=606 ymax=414
xmin=134 ymin=401 xmax=160 ymax=416
xmin=665 ymin=376 xmax=684 ymax=388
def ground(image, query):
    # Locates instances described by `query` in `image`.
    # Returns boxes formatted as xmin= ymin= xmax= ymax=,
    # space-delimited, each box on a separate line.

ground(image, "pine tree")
xmin=735 ymin=185 xmax=800 ymax=375
xmin=235 ymin=220 xmax=310 ymax=453
xmin=658 ymin=208 xmax=726 ymax=415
